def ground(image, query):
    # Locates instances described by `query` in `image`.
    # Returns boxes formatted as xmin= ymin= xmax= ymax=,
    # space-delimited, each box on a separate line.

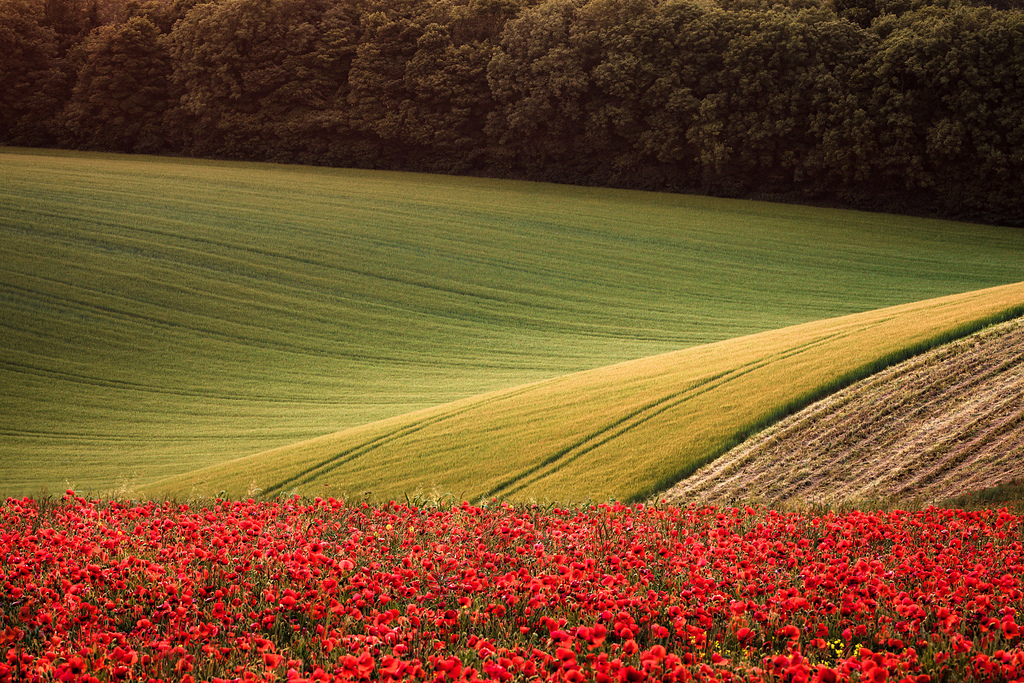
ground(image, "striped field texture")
xmin=143 ymin=285 xmax=1024 ymax=503
xmin=662 ymin=316 xmax=1024 ymax=508
xmin=3 ymin=148 xmax=1024 ymax=497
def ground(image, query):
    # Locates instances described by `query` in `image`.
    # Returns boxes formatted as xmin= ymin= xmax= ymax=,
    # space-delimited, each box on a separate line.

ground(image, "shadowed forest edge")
xmin=3 ymin=0 xmax=1024 ymax=225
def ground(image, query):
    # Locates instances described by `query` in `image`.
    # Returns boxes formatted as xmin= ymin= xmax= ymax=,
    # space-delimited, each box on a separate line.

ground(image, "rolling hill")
xmin=3 ymin=148 xmax=1024 ymax=498
xmin=142 ymin=284 xmax=1024 ymax=503
xmin=661 ymin=315 xmax=1024 ymax=509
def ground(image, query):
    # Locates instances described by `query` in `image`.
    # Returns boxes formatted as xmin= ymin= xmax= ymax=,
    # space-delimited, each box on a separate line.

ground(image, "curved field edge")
xmin=140 ymin=281 xmax=1024 ymax=504
xmin=8 ymin=149 xmax=1024 ymax=497
xmin=662 ymin=315 xmax=1024 ymax=508
xmin=941 ymin=479 xmax=1024 ymax=512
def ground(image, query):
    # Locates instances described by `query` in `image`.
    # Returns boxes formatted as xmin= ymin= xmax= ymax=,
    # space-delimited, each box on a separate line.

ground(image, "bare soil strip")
xmin=662 ymin=317 xmax=1024 ymax=507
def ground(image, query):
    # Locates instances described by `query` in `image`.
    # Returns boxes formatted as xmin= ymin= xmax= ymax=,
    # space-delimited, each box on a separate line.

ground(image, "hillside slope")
xmin=663 ymin=316 xmax=1024 ymax=508
xmin=7 ymin=149 xmax=1024 ymax=496
xmin=142 ymin=283 xmax=1024 ymax=504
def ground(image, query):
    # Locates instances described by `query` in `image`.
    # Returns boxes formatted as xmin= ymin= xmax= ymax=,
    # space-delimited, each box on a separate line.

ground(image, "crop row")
xmin=1 ymin=494 xmax=1022 ymax=682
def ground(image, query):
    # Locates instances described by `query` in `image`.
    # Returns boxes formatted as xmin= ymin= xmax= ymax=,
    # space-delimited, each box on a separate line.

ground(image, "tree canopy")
xmin=2 ymin=0 xmax=1022 ymax=223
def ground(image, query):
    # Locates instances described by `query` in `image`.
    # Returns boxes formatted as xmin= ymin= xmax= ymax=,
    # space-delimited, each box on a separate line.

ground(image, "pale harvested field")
xmin=662 ymin=316 xmax=1024 ymax=507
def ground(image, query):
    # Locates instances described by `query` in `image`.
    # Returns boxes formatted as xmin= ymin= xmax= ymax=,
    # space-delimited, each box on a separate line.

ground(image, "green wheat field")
xmin=3 ymin=147 xmax=1024 ymax=499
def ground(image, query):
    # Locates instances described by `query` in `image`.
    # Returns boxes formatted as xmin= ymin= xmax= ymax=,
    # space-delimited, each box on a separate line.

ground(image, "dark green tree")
xmin=685 ymin=9 xmax=874 ymax=195
xmin=486 ymin=0 xmax=588 ymax=178
xmin=43 ymin=0 xmax=99 ymax=52
xmin=61 ymin=15 xmax=172 ymax=152
xmin=344 ymin=7 xmax=424 ymax=166
xmin=169 ymin=0 xmax=351 ymax=160
xmin=402 ymin=21 xmax=496 ymax=171
xmin=569 ymin=0 xmax=672 ymax=186
xmin=637 ymin=0 xmax=729 ymax=189
xmin=0 ymin=0 xmax=64 ymax=143
xmin=345 ymin=0 xmax=499 ymax=171
xmin=865 ymin=5 xmax=1024 ymax=221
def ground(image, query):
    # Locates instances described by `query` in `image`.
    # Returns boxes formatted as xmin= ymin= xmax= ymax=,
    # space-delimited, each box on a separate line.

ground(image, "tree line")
xmin=2 ymin=0 xmax=1023 ymax=224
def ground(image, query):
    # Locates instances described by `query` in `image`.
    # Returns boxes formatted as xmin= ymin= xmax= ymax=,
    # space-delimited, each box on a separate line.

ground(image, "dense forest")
xmin=2 ymin=0 xmax=1022 ymax=224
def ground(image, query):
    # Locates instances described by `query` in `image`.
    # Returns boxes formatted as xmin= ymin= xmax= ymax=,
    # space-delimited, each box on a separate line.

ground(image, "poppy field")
xmin=1 ymin=494 xmax=1022 ymax=683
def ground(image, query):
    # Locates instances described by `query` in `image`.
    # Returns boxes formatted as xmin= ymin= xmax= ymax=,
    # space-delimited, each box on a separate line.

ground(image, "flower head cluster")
xmin=1 ymin=494 xmax=1022 ymax=682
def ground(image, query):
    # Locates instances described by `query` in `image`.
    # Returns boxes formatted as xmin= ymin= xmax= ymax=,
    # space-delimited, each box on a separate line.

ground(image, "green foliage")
xmin=486 ymin=0 xmax=588 ymax=174
xmin=866 ymin=6 xmax=1024 ymax=221
xmin=61 ymin=15 xmax=171 ymax=152
xmin=42 ymin=0 xmax=100 ymax=50
xmin=0 ymin=0 xmax=65 ymax=145
xmin=4 ymin=0 xmax=1023 ymax=222
xmin=685 ymin=8 xmax=871 ymax=194
xmin=168 ymin=0 xmax=351 ymax=160
xmin=347 ymin=0 xmax=496 ymax=171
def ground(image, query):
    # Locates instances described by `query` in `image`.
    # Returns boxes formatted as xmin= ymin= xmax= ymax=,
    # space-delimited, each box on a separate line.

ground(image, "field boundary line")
xmin=483 ymin=326 xmax=867 ymax=499
xmin=633 ymin=303 xmax=1024 ymax=503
